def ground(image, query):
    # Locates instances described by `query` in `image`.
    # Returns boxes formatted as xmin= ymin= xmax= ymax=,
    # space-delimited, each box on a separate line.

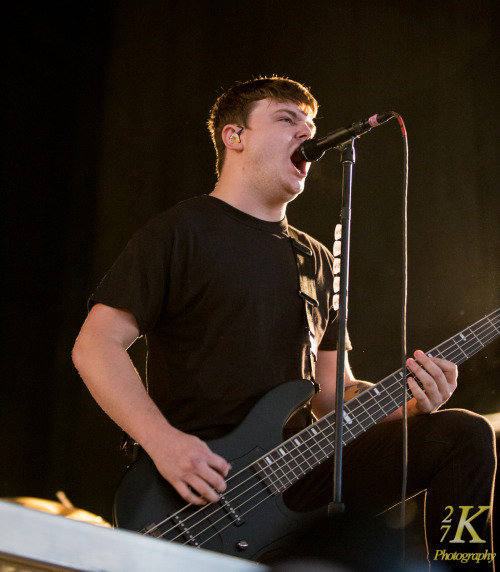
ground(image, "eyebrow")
xmin=273 ymin=108 xmax=316 ymax=135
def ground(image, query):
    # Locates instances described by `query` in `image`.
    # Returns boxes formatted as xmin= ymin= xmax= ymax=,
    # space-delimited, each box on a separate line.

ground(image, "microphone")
xmin=299 ymin=112 xmax=394 ymax=161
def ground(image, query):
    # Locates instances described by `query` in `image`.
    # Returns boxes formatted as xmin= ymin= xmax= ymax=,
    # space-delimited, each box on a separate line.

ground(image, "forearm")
xmin=343 ymin=379 xmax=373 ymax=401
xmin=314 ymin=378 xmax=409 ymax=422
xmin=312 ymin=349 xmax=457 ymax=423
xmin=73 ymin=304 xmax=230 ymax=505
xmin=72 ymin=331 xmax=177 ymax=458
xmin=344 ymin=380 xmax=418 ymax=422
xmin=312 ymin=379 xmax=372 ymax=419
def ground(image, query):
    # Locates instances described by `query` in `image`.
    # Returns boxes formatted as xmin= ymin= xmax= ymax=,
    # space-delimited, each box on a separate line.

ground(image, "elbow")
xmin=71 ymin=338 xmax=83 ymax=373
xmin=72 ymin=331 xmax=90 ymax=374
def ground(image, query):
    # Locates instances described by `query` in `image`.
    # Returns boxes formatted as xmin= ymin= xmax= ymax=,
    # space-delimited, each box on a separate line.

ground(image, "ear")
xmin=222 ymin=125 xmax=244 ymax=149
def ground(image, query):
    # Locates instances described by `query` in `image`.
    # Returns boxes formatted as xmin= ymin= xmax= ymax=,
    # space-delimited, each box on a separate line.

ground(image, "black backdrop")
xmin=3 ymin=0 xmax=499 ymax=545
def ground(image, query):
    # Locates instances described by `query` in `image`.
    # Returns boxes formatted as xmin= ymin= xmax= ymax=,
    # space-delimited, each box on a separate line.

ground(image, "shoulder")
xmin=135 ymin=195 xmax=216 ymax=242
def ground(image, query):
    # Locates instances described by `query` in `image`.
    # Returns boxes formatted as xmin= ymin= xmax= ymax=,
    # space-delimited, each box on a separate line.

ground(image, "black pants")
xmin=284 ymin=409 xmax=497 ymax=570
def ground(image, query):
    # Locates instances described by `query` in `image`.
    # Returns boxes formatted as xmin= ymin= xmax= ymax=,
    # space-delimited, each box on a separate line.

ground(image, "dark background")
xmin=2 ymin=0 xmax=499 ymax=553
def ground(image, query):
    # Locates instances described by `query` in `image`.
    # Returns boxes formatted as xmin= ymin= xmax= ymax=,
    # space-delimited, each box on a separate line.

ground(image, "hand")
xmin=151 ymin=429 xmax=231 ymax=506
xmin=406 ymin=350 xmax=458 ymax=415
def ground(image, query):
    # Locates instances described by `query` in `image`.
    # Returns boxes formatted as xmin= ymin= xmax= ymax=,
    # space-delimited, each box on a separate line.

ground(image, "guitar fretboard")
xmin=254 ymin=308 xmax=500 ymax=494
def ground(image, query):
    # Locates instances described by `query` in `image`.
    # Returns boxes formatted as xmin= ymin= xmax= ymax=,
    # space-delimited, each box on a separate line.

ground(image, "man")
xmin=73 ymin=77 xmax=495 ymax=568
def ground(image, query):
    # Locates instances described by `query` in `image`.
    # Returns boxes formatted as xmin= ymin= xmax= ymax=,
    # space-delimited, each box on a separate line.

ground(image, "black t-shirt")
xmin=91 ymin=196 xmax=342 ymax=438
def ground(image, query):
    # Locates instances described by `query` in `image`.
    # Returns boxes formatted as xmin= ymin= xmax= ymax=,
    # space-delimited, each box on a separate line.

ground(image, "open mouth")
xmin=290 ymin=148 xmax=308 ymax=176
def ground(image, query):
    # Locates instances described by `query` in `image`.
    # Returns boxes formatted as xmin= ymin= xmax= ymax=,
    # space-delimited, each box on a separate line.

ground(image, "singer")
xmin=72 ymin=77 xmax=495 ymax=570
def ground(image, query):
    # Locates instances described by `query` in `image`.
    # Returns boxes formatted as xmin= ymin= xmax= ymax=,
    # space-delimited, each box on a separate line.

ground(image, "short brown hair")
xmin=207 ymin=76 xmax=318 ymax=176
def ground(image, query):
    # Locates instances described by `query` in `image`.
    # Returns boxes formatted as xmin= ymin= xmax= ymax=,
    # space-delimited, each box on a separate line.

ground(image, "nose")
xmin=296 ymin=121 xmax=314 ymax=141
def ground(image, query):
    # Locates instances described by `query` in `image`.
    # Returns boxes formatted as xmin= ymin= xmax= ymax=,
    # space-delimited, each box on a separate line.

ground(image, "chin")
xmin=283 ymin=185 xmax=304 ymax=203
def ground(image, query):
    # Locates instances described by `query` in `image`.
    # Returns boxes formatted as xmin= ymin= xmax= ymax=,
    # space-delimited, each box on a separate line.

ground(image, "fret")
xmin=452 ymin=335 xmax=472 ymax=361
xmin=351 ymin=408 xmax=372 ymax=429
xmin=255 ymin=455 xmax=295 ymax=495
xmin=278 ymin=445 xmax=311 ymax=480
xmin=429 ymin=337 xmax=456 ymax=359
xmin=364 ymin=397 xmax=391 ymax=421
xmin=359 ymin=385 xmax=394 ymax=417
xmin=288 ymin=440 xmax=315 ymax=476
xmin=315 ymin=416 xmax=333 ymax=438
xmin=489 ymin=315 xmax=500 ymax=334
xmin=277 ymin=445 xmax=301 ymax=482
xmin=427 ymin=349 xmax=443 ymax=358
xmin=293 ymin=430 xmax=326 ymax=469
xmin=375 ymin=389 xmax=398 ymax=413
xmin=348 ymin=392 xmax=390 ymax=428
xmin=343 ymin=420 xmax=364 ymax=442
xmin=251 ymin=309 xmax=499 ymax=497
xmin=273 ymin=449 xmax=296 ymax=488
xmin=468 ymin=328 xmax=486 ymax=347
xmin=470 ymin=329 xmax=485 ymax=348
xmin=306 ymin=440 xmax=326 ymax=465
xmin=384 ymin=375 xmax=403 ymax=408
xmin=340 ymin=412 xmax=359 ymax=444
xmin=356 ymin=398 xmax=377 ymax=424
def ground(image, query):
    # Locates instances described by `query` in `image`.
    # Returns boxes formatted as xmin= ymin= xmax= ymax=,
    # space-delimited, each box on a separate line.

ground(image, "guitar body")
xmin=114 ymin=308 xmax=499 ymax=561
xmin=114 ymin=380 xmax=326 ymax=561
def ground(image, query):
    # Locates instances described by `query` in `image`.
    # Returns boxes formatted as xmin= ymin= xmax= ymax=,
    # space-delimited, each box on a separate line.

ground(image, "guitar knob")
xmin=236 ymin=540 xmax=249 ymax=551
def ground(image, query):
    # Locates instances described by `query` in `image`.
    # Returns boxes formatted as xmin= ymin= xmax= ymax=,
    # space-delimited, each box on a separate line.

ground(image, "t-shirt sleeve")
xmin=89 ymin=227 xmax=170 ymax=335
xmin=318 ymin=311 xmax=352 ymax=352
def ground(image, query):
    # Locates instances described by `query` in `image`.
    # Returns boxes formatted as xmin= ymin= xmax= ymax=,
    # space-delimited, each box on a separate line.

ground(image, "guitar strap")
xmin=288 ymin=228 xmax=321 ymax=394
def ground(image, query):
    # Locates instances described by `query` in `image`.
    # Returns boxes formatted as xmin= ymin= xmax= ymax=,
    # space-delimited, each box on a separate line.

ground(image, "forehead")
xmin=249 ymin=99 xmax=316 ymax=129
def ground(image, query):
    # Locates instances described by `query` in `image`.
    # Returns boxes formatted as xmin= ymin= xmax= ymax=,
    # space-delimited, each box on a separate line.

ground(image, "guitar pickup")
xmin=219 ymin=495 xmax=245 ymax=527
xmin=142 ymin=517 xmax=201 ymax=547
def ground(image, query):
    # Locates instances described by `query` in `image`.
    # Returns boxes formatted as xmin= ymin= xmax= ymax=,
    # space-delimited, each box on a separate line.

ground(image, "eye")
xmin=279 ymin=117 xmax=294 ymax=124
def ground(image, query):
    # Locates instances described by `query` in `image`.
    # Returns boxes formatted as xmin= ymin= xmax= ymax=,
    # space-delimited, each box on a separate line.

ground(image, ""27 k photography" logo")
xmin=434 ymin=506 xmax=495 ymax=565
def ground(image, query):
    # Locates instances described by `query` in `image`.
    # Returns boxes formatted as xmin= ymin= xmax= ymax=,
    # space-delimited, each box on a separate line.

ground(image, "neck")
xmin=210 ymin=178 xmax=287 ymax=222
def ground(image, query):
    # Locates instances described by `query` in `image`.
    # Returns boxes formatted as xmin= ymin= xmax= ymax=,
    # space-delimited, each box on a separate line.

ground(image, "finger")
xmin=187 ymin=475 xmax=223 ymax=504
xmin=209 ymin=453 xmax=232 ymax=478
xmin=175 ymin=481 xmax=209 ymax=506
xmin=406 ymin=357 xmax=442 ymax=401
xmin=411 ymin=351 xmax=457 ymax=395
xmin=197 ymin=463 xmax=228 ymax=494
xmin=423 ymin=355 xmax=458 ymax=389
xmin=407 ymin=377 xmax=432 ymax=413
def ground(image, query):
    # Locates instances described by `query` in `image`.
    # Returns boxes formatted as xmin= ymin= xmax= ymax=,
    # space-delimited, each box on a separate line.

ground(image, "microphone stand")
xmin=328 ymin=137 xmax=355 ymax=517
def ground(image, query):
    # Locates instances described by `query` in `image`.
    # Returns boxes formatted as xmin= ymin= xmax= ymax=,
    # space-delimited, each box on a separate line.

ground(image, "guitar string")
xmin=152 ymin=316 xmax=500 ymax=546
xmin=189 ymin=316 xmax=500 ymax=548
xmin=145 ymin=313 xmax=500 ymax=545
xmin=186 ymin=315 xmax=500 ymax=547
xmin=153 ymin=376 xmax=400 ymax=544
xmin=154 ymin=405 xmax=368 ymax=545
xmin=160 ymin=343 xmax=497 ymax=548
xmin=148 ymin=314 xmax=500 ymax=544
xmin=187 ymin=316 xmax=500 ymax=550
xmin=174 ymin=390 xmax=405 ymax=546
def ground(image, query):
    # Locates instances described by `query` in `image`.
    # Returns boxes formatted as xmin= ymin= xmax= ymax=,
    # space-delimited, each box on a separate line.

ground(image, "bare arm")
xmin=311 ymin=349 xmax=458 ymax=421
xmin=72 ymin=303 xmax=230 ymax=505
xmin=311 ymin=349 xmax=361 ymax=419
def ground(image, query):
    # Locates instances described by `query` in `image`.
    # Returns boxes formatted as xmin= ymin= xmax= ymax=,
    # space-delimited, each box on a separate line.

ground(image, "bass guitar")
xmin=114 ymin=309 xmax=499 ymax=561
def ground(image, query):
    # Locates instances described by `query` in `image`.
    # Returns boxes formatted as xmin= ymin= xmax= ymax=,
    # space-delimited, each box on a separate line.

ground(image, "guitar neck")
xmin=254 ymin=308 xmax=500 ymax=495
xmin=350 ymin=306 xmax=500 ymax=417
